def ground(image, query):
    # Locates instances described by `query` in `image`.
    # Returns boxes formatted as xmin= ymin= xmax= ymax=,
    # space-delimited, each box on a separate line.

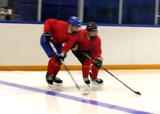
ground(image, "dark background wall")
xmin=13 ymin=0 xmax=157 ymax=24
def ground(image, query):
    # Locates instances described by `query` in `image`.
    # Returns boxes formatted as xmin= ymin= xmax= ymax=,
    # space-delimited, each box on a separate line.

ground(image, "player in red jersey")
xmin=72 ymin=22 xmax=103 ymax=85
xmin=40 ymin=16 xmax=82 ymax=85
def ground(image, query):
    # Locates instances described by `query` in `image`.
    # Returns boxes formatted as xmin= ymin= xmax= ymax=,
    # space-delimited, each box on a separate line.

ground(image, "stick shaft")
xmin=84 ymin=53 xmax=140 ymax=94
xmin=62 ymin=63 xmax=80 ymax=90
xmin=51 ymin=44 xmax=80 ymax=90
xmin=101 ymin=67 xmax=138 ymax=94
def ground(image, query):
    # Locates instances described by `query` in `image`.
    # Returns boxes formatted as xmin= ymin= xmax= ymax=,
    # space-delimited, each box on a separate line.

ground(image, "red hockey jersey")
xmin=44 ymin=19 xmax=79 ymax=53
xmin=77 ymin=29 xmax=102 ymax=59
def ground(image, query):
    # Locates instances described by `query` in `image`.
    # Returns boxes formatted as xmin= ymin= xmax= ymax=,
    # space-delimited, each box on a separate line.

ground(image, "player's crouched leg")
xmin=46 ymin=56 xmax=63 ymax=87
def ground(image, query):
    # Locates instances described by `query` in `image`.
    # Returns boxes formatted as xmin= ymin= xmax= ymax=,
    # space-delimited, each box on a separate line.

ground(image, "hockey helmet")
xmin=86 ymin=22 xmax=97 ymax=32
xmin=68 ymin=16 xmax=82 ymax=27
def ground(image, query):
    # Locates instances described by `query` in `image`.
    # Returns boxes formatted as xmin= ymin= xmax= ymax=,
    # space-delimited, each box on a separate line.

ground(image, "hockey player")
xmin=72 ymin=22 xmax=103 ymax=85
xmin=40 ymin=16 xmax=82 ymax=85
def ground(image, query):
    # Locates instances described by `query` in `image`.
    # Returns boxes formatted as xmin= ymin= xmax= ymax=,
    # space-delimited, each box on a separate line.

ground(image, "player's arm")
xmin=92 ymin=38 xmax=103 ymax=68
xmin=62 ymin=35 xmax=79 ymax=53
xmin=56 ymin=35 xmax=78 ymax=62
xmin=43 ymin=19 xmax=56 ymax=42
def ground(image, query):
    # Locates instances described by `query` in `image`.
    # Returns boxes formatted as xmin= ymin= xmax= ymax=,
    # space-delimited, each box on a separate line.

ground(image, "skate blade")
xmin=48 ymin=84 xmax=53 ymax=89
xmin=48 ymin=83 xmax=62 ymax=89
xmin=91 ymin=82 xmax=103 ymax=89
xmin=53 ymin=83 xmax=62 ymax=86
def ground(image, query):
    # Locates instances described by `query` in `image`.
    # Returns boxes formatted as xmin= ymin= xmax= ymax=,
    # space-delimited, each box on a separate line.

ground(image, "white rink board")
xmin=1 ymin=23 xmax=160 ymax=66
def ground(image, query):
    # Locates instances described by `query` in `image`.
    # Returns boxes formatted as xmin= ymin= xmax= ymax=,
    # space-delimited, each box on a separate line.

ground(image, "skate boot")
xmin=53 ymin=77 xmax=63 ymax=84
xmin=46 ymin=73 xmax=54 ymax=85
xmin=46 ymin=73 xmax=63 ymax=86
xmin=89 ymin=72 xmax=103 ymax=84
xmin=92 ymin=78 xmax=103 ymax=84
xmin=83 ymin=78 xmax=90 ymax=85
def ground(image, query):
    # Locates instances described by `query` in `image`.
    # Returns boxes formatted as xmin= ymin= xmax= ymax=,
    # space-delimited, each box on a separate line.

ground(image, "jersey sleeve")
xmin=44 ymin=19 xmax=57 ymax=33
xmin=61 ymin=35 xmax=79 ymax=53
xmin=91 ymin=37 xmax=102 ymax=59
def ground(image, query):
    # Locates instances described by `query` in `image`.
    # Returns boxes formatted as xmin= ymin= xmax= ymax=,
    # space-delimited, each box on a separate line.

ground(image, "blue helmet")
xmin=68 ymin=16 xmax=82 ymax=27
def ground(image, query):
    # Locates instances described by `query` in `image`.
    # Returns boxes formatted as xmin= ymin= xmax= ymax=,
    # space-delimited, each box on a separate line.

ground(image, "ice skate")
xmin=89 ymin=72 xmax=103 ymax=85
xmin=83 ymin=78 xmax=90 ymax=85
xmin=46 ymin=73 xmax=63 ymax=88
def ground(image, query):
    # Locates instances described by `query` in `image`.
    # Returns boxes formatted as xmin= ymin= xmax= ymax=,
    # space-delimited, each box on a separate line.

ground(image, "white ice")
xmin=0 ymin=70 xmax=160 ymax=114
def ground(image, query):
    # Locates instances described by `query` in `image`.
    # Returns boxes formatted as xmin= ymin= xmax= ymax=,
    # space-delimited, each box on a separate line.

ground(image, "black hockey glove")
xmin=55 ymin=52 xmax=67 ymax=62
xmin=43 ymin=32 xmax=53 ymax=43
xmin=93 ymin=57 xmax=103 ymax=68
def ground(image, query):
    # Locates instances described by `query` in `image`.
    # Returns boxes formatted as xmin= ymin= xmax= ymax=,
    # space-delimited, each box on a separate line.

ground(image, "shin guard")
xmin=82 ymin=59 xmax=91 ymax=78
xmin=91 ymin=65 xmax=99 ymax=80
xmin=47 ymin=56 xmax=62 ymax=77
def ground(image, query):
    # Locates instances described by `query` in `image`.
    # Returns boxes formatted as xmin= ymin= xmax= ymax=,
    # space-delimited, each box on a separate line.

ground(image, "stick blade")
xmin=135 ymin=91 xmax=142 ymax=95
xmin=81 ymin=84 xmax=90 ymax=95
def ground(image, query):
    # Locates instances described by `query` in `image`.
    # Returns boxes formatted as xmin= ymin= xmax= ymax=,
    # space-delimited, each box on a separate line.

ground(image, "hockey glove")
xmin=71 ymin=44 xmax=79 ymax=51
xmin=43 ymin=32 xmax=53 ymax=43
xmin=55 ymin=52 xmax=67 ymax=62
xmin=93 ymin=57 xmax=103 ymax=68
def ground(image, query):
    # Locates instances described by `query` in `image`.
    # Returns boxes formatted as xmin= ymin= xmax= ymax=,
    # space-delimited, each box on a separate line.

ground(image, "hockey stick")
xmin=51 ymin=45 xmax=89 ymax=95
xmin=49 ymin=43 xmax=80 ymax=90
xmin=83 ymin=53 xmax=141 ymax=95
xmin=62 ymin=62 xmax=90 ymax=95
xmin=62 ymin=62 xmax=80 ymax=90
